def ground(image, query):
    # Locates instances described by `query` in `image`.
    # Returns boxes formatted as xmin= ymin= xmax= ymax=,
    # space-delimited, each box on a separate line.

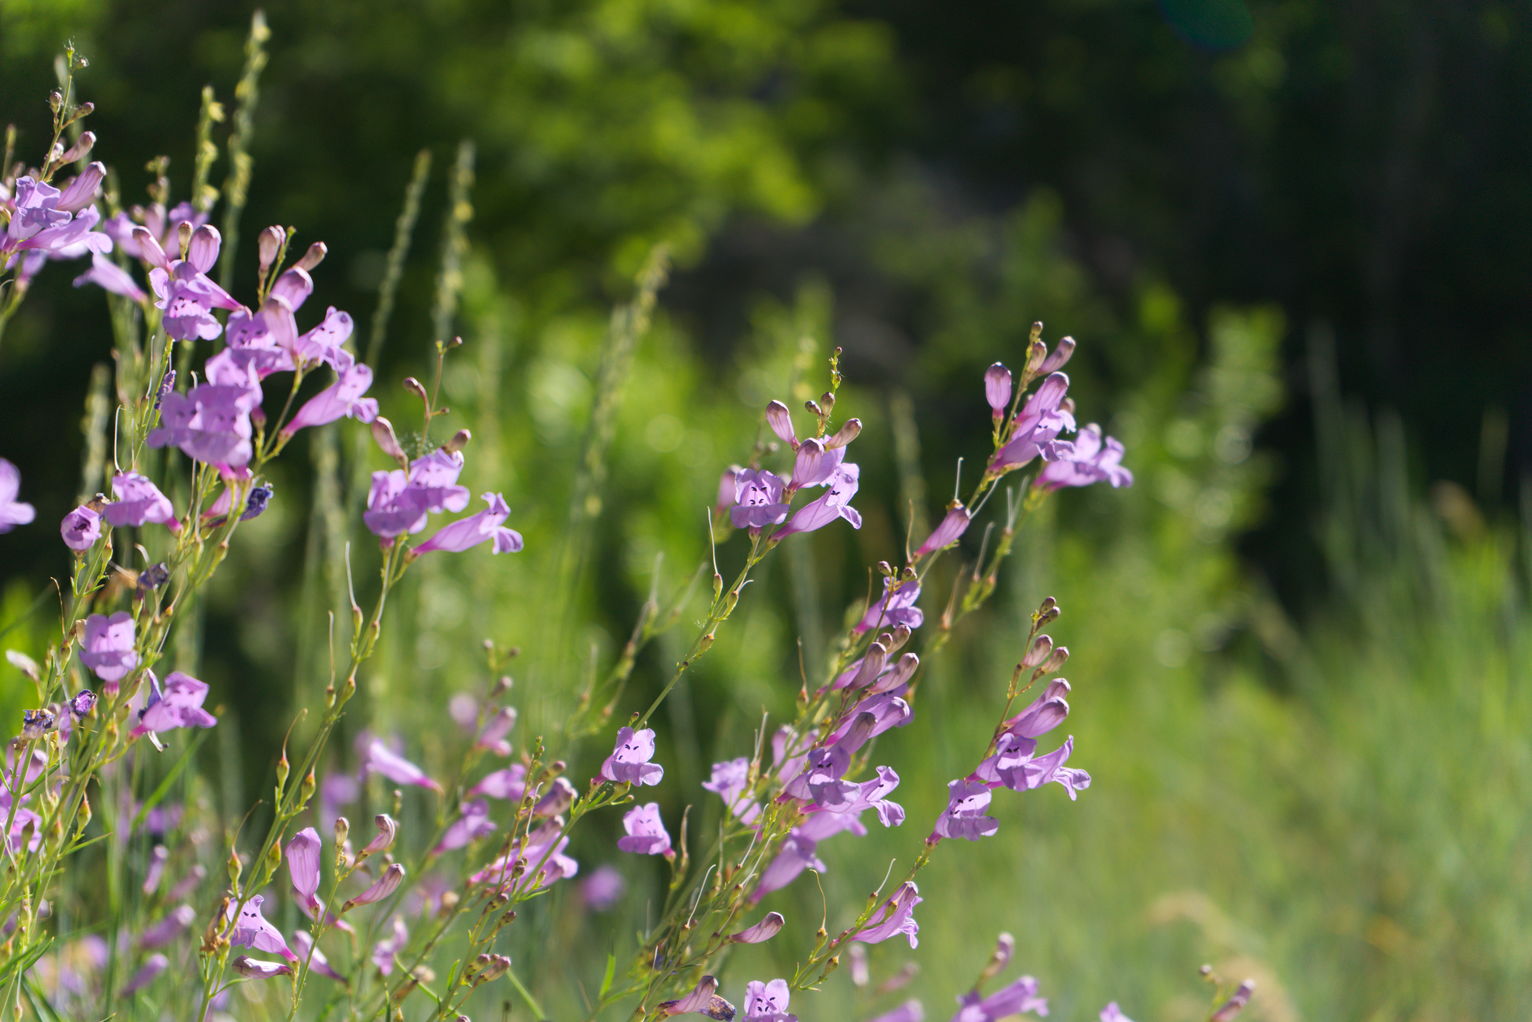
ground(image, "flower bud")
xmin=362 ymin=814 xmax=397 ymax=856
xmin=296 ymin=241 xmax=328 ymax=271
xmin=1024 ymin=338 xmax=1047 ymax=374
xmin=1039 ymin=336 xmax=1076 ymax=373
xmin=913 ymin=502 xmax=972 ymax=560
xmin=1021 ymin=634 xmax=1053 ymax=668
xmin=764 ymin=400 xmax=797 ymax=447
xmin=1039 ymin=645 xmax=1069 ymax=674
xmin=60 ymin=131 xmax=96 ymax=163
xmin=444 ymin=428 xmax=472 ymax=454
xmin=344 ymin=862 xmax=405 ymax=909
xmin=727 ymin=911 xmax=785 ymax=944
xmin=984 ymin=363 xmax=1012 ymax=415
xmin=827 ymin=417 xmax=861 ymax=449
xmin=257 ymin=226 xmax=284 ymax=276
xmin=1210 ymin=980 xmax=1256 ymax=1022
xmin=370 ymin=417 xmax=408 ymax=467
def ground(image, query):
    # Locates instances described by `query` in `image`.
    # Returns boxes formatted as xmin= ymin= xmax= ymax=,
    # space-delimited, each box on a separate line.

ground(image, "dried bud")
xmin=295 ymin=240 xmax=328 ymax=271
xmin=1039 ymin=336 xmax=1076 ymax=374
xmin=333 ymin=816 xmax=351 ymax=853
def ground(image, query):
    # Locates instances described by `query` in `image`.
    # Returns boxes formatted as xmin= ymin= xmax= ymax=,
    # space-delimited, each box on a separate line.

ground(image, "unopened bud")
xmin=344 ymin=862 xmax=406 ymax=909
xmin=985 ymin=362 xmax=1012 ymax=415
xmin=73 ymin=101 xmax=94 ymax=119
xmin=444 ymin=428 xmax=471 ymax=454
xmin=333 ymin=816 xmax=351 ymax=853
xmin=804 ymin=399 xmax=824 ymax=418
xmin=1039 ymin=336 xmax=1076 ymax=373
xmin=1022 ymin=634 xmax=1053 ymax=668
xmin=370 ymin=417 xmax=407 ymax=466
xmin=402 ymin=377 xmax=428 ymax=401
xmin=49 ymin=90 xmax=63 ymax=112
xmin=295 ymin=240 xmax=327 ymax=271
xmin=1039 ymin=645 xmax=1069 ymax=673
xmin=827 ymin=417 xmax=861 ymax=448
xmin=257 ymin=226 xmax=284 ymax=275
xmin=764 ymin=400 xmax=797 ymax=447
xmin=226 ymin=849 xmax=242 ymax=885
xmin=1210 ymin=980 xmax=1256 ymax=1022
xmin=362 ymin=814 xmax=398 ymax=856
xmin=60 ymin=131 xmax=96 ymax=163
xmin=979 ymin=931 xmax=1015 ymax=983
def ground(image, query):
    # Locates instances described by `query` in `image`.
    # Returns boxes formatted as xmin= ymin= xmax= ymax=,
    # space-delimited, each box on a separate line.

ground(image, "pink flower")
xmin=80 ymin=612 xmax=138 ymax=683
xmin=0 ymin=459 xmax=36 ymax=532
xmin=104 ymin=472 xmax=179 ymax=531
xmin=598 ymin=727 xmax=664 ymax=786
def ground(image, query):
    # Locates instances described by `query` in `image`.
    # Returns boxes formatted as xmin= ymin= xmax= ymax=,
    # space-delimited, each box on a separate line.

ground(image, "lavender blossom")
xmin=868 ymin=1002 xmax=924 ymax=1022
xmin=534 ymin=777 xmax=578 ymax=817
xmin=80 ymin=612 xmax=138 ymax=684
xmin=470 ymin=765 xmax=528 ymax=801
xmin=750 ymin=834 xmax=824 ymax=902
xmin=61 ymin=505 xmax=101 ymax=551
xmin=345 ymin=863 xmax=406 ymax=908
xmin=729 ymin=468 xmax=789 ymax=529
xmin=703 ymin=757 xmax=761 ymax=824
xmin=362 ymin=737 xmax=442 ymax=792
xmin=280 ymin=359 xmax=379 ymax=435
xmin=285 ymin=827 xmax=328 ymax=920
xmin=984 ymin=363 xmax=1012 ymax=416
xmin=774 ymin=463 xmax=863 ymax=538
xmin=952 ymin=975 xmax=1048 ymax=1022
xmin=143 ymin=225 xmax=242 ymax=341
xmin=729 ymin=911 xmax=785 ymax=944
xmin=617 ymin=802 xmax=673 ymax=856
xmin=852 ymin=882 xmax=921 ymax=948
xmin=598 ymin=726 xmax=664 ymax=786
xmin=581 ymin=865 xmax=625 ymax=912
xmin=120 ymin=953 xmax=169 ymax=995
xmin=932 ymin=779 xmax=1000 ymax=841
xmin=0 ymin=459 xmax=36 ymax=532
xmin=743 ymin=979 xmax=799 ymax=1022
xmin=474 ymin=707 xmax=517 ymax=755
xmin=132 ymin=672 xmax=217 ymax=737
xmin=362 ymin=450 xmax=471 ymax=538
xmin=1034 ymin=424 xmax=1133 ymax=491
xmin=913 ymin=503 xmax=972 ymax=560
xmin=371 ymin=917 xmax=408 ymax=975
xmin=147 ymin=363 xmax=262 ymax=472
xmin=989 ymin=373 xmax=1076 ymax=473
xmin=1099 ymin=1004 xmax=1134 ymax=1022
xmin=290 ymin=930 xmax=344 ymax=981
xmin=471 ymin=818 xmax=579 ymax=894
xmin=854 ymin=578 xmax=924 ymax=634
xmin=232 ymin=955 xmax=293 ymax=979
xmin=104 ymin=472 xmax=179 ymax=531
xmin=788 ymin=437 xmax=845 ymax=489
xmin=661 ymin=975 xmax=737 ymax=1020
xmin=990 ymin=733 xmax=1091 ymax=800
xmin=228 ymin=895 xmax=298 ymax=961
xmin=412 ymin=492 xmax=524 ymax=555
xmin=139 ymin=905 xmax=195 ymax=951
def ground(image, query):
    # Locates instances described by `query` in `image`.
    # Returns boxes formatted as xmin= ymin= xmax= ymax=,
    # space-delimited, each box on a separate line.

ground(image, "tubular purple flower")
xmin=474 ymin=707 xmax=517 ymax=755
xmin=914 ymin=503 xmax=972 ymax=560
xmin=291 ymin=930 xmax=344 ymax=981
xmin=617 ymin=802 xmax=673 ymax=856
xmin=293 ymin=306 xmax=356 ymax=368
xmin=1039 ymin=336 xmax=1076 ymax=373
xmin=104 ymin=472 xmax=179 ymax=531
xmin=729 ymin=911 xmax=785 ymax=944
xmin=703 ymin=758 xmax=761 ymax=824
xmin=953 ymin=975 xmax=1048 ymax=1022
xmin=853 ymin=882 xmax=921 ymax=948
xmin=139 ymin=905 xmax=195 ymax=951
xmin=80 ymin=612 xmax=138 ymax=683
xmin=984 ymin=363 xmax=1012 ymax=416
xmin=147 ymin=365 xmax=262 ymax=471
xmin=435 ymin=800 xmax=496 ymax=853
xmin=228 ymin=895 xmax=298 ymax=961
xmin=132 ymin=672 xmax=217 ymax=736
xmin=470 ymin=765 xmax=528 ymax=801
xmin=286 ymin=827 xmax=323 ymax=914
xmin=371 ymin=917 xmax=408 ymax=975
xmin=750 ymin=834 xmax=824 ymax=902
xmin=362 ymin=450 xmax=472 ymax=538
xmin=989 ymin=373 xmax=1076 ymax=473
xmin=61 ymin=505 xmax=101 ymax=551
xmin=599 ymin=726 xmax=664 ymax=786
xmin=854 ymin=578 xmax=923 ymax=634
xmin=789 ymin=437 xmax=844 ymax=489
xmin=869 ymin=1002 xmax=924 ymax=1022
xmin=281 ymin=360 xmax=379 ymax=435
xmin=412 ymin=492 xmax=524 ymax=555
xmin=534 ymin=777 xmax=578 ymax=817
xmin=344 ymin=863 xmax=406 ymax=909
xmin=729 ymin=468 xmax=789 ymax=529
xmin=121 ymin=953 xmax=169 ymax=995
xmin=991 ymin=733 xmax=1091 ymax=799
xmin=1034 ymin=424 xmax=1133 ymax=491
xmin=581 ymin=865 xmax=626 ymax=912
xmin=362 ymin=813 xmax=400 ymax=856
xmin=1099 ymin=1004 xmax=1134 ymax=1022
xmin=363 ymin=738 xmax=442 ymax=792
xmin=661 ymin=975 xmax=737 ymax=1020
xmin=0 ymin=459 xmax=36 ymax=532
xmin=932 ymin=779 xmax=1000 ymax=841
xmin=72 ymin=253 xmax=147 ymax=301
xmin=743 ymin=979 xmax=799 ymax=1022
xmin=232 ymin=955 xmax=293 ymax=979
xmin=774 ymin=463 xmax=863 ymax=537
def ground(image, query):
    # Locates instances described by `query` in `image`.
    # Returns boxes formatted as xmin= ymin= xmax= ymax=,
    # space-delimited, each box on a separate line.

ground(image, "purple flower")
xmin=984 ymin=362 xmax=1013 ymax=416
xmin=218 ymin=289 xmax=301 ymax=379
xmin=280 ymin=359 xmax=379 ymax=435
xmin=932 ymin=779 xmax=1000 ymax=841
xmin=104 ymin=472 xmax=179 ymax=531
xmin=1 ymin=168 xmax=110 ymax=265
xmin=69 ymin=691 xmax=96 ymax=718
xmin=293 ymin=305 xmax=356 ymax=368
xmin=147 ymin=363 xmax=262 ymax=471
xmin=412 ymin=492 xmax=524 ymax=555
xmin=774 ymin=463 xmax=862 ymax=538
xmin=228 ymin=895 xmax=298 ymax=961
xmin=869 ymin=1002 xmax=924 ymax=1022
xmin=913 ymin=503 xmax=972 ymax=560
xmin=661 ymin=975 xmax=736 ymax=1020
xmin=470 ymin=765 xmax=528 ymax=801
xmin=371 ymin=917 xmax=408 ymax=976
xmin=345 ymin=862 xmax=406 ymax=908
xmin=61 ymin=505 xmax=101 ymax=551
xmin=973 ymin=681 xmax=1070 ymax=784
xmin=581 ymin=864 xmax=625 ymax=911
xmin=73 ymin=253 xmax=147 ymax=301
xmin=743 ymin=979 xmax=799 ymax=1022
xmin=952 ymin=975 xmax=1048 ymax=1022
xmin=989 ymin=373 xmax=1076 ymax=473
xmin=852 ymin=881 xmax=921 ymax=948
xmin=617 ymin=802 xmax=673 ymax=856
xmin=472 ymin=819 xmax=579 ymax=894
xmin=285 ymin=827 xmax=347 ymax=928
xmin=729 ymin=911 xmax=785 ymax=944
xmin=598 ymin=726 xmax=664 ymax=786
xmin=0 ymin=459 xmax=37 ymax=532
xmin=474 ymin=707 xmax=517 ymax=755
xmin=131 ymin=672 xmax=217 ymax=737
xmin=80 ymin=612 xmax=138 ymax=683
xmin=788 ymin=437 xmax=845 ymax=489
xmin=362 ymin=737 xmax=442 ymax=792
xmin=290 ymin=930 xmax=344 ymax=981
xmin=1210 ymin=981 xmax=1256 ymax=1022
xmin=1034 ymin=424 xmax=1133 ymax=491
xmin=362 ymin=450 xmax=471 ymax=538
xmin=750 ymin=834 xmax=824 ymax=902
xmin=854 ymin=578 xmax=924 ymax=634
xmin=703 ymin=757 xmax=760 ymax=824
xmin=232 ymin=955 xmax=293 ymax=979
xmin=1099 ymin=1004 xmax=1134 ymax=1022
xmin=144 ymin=225 xmax=241 ymax=341
xmin=534 ymin=777 xmax=578 ymax=817
xmin=989 ymin=734 xmax=1091 ymax=800
xmin=729 ymin=468 xmax=789 ymax=529
xmin=139 ymin=905 xmax=195 ymax=951
xmin=120 ymin=953 xmax=169 ymax=995
xmin=798 ymin=766 xmax=905 ymax=840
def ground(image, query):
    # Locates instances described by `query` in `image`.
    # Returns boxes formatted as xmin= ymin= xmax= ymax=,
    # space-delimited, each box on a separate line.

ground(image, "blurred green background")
xmin=2 ymin=1 xmax=1529 ymax=1019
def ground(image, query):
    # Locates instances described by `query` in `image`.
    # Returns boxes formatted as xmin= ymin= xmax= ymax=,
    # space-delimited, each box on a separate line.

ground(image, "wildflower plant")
xmin=0 ymin=28 xmax=1258 ymax=1022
